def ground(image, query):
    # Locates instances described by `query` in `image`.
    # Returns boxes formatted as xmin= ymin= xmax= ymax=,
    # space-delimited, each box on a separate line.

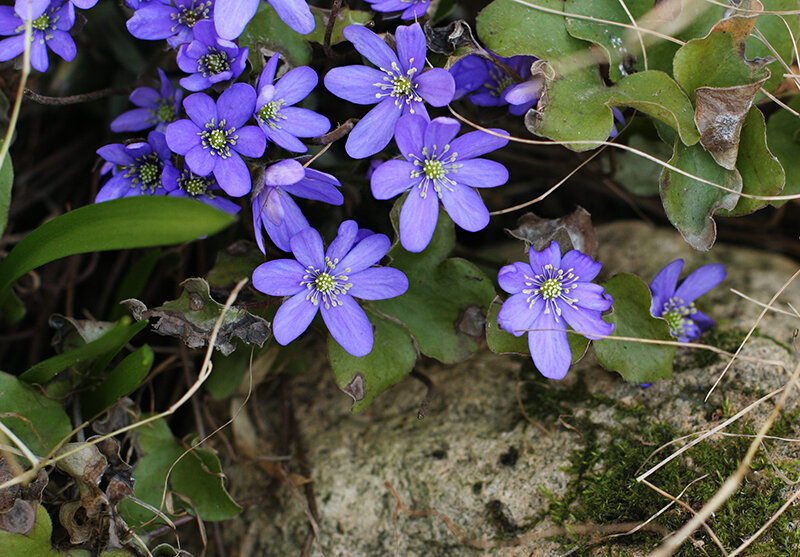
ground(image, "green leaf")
xmin=20 ymin=319 xmax=147 ymax=385
xmin=719 ymin=107 xmax=784 ymax=216
xmin=659 ymin=140 xmax=742 ymax=251
xmin=765 ymin=95 xmax=800 ymax=206
xmin=305 ymin=7 xmax=373 ymax=45
xmin=117 ymin=418 xmax=241 ymax=527
xmin=80 ymin=346 xmax=154 ymax=418
xmin=593 ymin=274 xmax=675 ymax=383
xmin=0 ymin=371 xmax=72 ymax=454
xmin=373 ymin=200 xmax=496 ymax=363
xmin=0 ymin=504 xmax=66 ymax=556
xmin=485 ymin=297 xmax=588 ymax=363
xmin=206 ymin=241 xmax=264 ymax=290
xmin=110 ymin=249 xmax=161 ymax=320
xmin=613 ymin=131 xmax=673 ymax=197
xmin=327 ymin=308 xmax=417 ymax=412
xmin=0 ymin=197 xmax=235 ymax=304
xmin=0 ymin=144 xmax=13 ymax=237
xmin=239 ymin=3 xmax=312 ymax=70
xmin=746 ymin=0 xmax=798 ymax=93
xmin=564 ymin=0 xmax=652 ymax=82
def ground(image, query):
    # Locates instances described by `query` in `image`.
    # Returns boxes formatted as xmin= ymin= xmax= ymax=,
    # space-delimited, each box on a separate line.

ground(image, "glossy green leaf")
xmin=0 ymin=504 xmax=68 ymax=556
xmin=305 ymin=7 xmax=373 ymax=45
xmin=239 ymin=3 xmax=312 ymax=70
xmin=328 ymin=308 xmax=417 ymax=412
xmin=0 ymin=197 xmax=235 ymax=303
xmin=80 ymin=346 xmax=154 ymax=418
xmin=593 ymin=274 xmax=675 ymax=383
xmin=110 ymin=249 xmax=161 ymax=320
xmin=485 ymin=297 xmax=589 ymax=363
xmin=746 ymin=0 xmax=798 ymax=93
xmin=765 ymin=94 xmax=800 ymax=206
xmin=0 ymin=144 xmax=13 ymax=237
xmin=613 ymin=132 xmax=672 ymax=197
xmin=659 ymin=140 xmax=742 ymax=251
xmin=117 ymin=418 xmax=241 ymax=527
xmin=373 ymin=200 xmax=496 ymax=363
xmin=20 ymin=319 xmax=147 ymax=385
xmin=0 ymin=371 xmax=72 ymax=454
xmin=719 ymin=107 xmax=784 ymax=216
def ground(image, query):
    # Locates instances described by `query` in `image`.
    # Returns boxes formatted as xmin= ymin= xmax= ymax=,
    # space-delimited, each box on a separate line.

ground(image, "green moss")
xmin=691 ymin=327 xmax=750 ymax=367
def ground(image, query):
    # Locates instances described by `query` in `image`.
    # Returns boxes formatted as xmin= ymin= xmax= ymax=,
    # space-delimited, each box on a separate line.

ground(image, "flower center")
xmin=522 ymin=264 xmax=580 ymax=321
xmin=660 ymin=297 xmax=696 ymax=338
xmin=198 ymin=49 xmax=230 ymax=77
xmin=123 ymin=153 xmax=163 ymax=193
xmin=301 ymin=257 xmax=353 ymax=309
xmin=199 ymin=119 xmax=237 ymax=158
xmin=139 ymin=162 xmax=159 ymax=185
xmin=175 ymin=1 xmax=211 ymax=27
xmin=184 ymin=177 xmax=209 ymax=196
xmin=375 ymin=61 xmax=422 ymax=110
xmin=156 ymin=102 xmax=176 ymax=124
xmin=409 ymin=144 xmax=462 ymax=199
xmin=32 ymin=14 xmax=50 ymax=31
xmin=256 ymin=99 xmax=287 ymax=129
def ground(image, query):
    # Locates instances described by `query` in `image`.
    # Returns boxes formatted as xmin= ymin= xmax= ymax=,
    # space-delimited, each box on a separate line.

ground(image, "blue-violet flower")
xmin=450 ymin=53 xmax=538 ymax=116
xmin=371 ymin=114 xmax=509 ymax=252
xmin=252 ymin=220 xmax=409 ymax=357
xmin=163 ymin=166 xmax=241 ymax=214
xmin=213 ymin=0 xmax=314 ymax=40
xmin=324 ymin=22 xmax=455 ymax=159
xmin=252 ymin=158 xmax=344 ymax=252
xmin=0 ymin=0 xmax=76 ymax=72
xmin=95 ymin=131 xmax=173 ymax=202
xmin=255 ymin=53 xmax=330 ymax=153
xmin=364 ymin=0 xmax=430 ymax=20
xmin=111 ymin=68 xmax=183 ymax=133
xmin=175 ymin=19 xmax=247 ymax=91
xmin=649 ymin=259 xmax=726 ymax=342
xmin=497 ymin=241 xmax=614 ymax=380
xmin=165 ymin=82 xmax=266 ymax=197
xmin=127 ymin=0 xmax=213 ymax=48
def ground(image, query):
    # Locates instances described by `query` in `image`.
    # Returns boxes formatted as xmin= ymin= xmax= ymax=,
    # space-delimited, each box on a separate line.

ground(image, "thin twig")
xmin=323 ymin=0 xmax=344 ymax=58
xmin=410 ymin=370 xmax=435 ymax=420
xmin=23 ymin=86 xmax=131 ymax=105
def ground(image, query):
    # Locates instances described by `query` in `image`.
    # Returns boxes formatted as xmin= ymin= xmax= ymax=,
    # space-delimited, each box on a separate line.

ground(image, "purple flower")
xmin=497 ymin=241 xmax=614 ymax=380
xmin=254 ymin=53 xmax=330 ymax=153
xmin=371 ymin=114 xmax=509 ymax=252
xmin=111 ymin=68 xmax=183 ymax=133
xmin=70 ymin=0 xmax=97 ymax=8
xmin=213 ymin=0 xmax=314 ymax=40
xmin=163 ymin=166 xmax=241 ymax=214
xmin=364 ymin=0 xmax=430 ymax=20
xmin=0 ymin=1 xmax=76 ymax=73
xmin=127 ymin=0 xmax=213 ymax=48
xmin=252 ymin=221 xmax=409 ymax=357
xmin=95 ymin=131 xmax=173 ymax=202
xmin=125 ymin=0 xmax=170 ymax=8
xmin=450 ymin=53 xmax=537 ymax=116
xmin=649 ymin=259 xmax=726 ymax=342
xmin=252 ymin=159 xmax=344 ymax=252
xmin=165 ymin=82 xmax=266 ymax=197
xmin=14 ymin=0 xmax=49 ymax=19
xmin=324 ymin=23 xmax=455 ymax=159
xmin=175 ymin=19 xmax=247 ymax=91
xmin=609 ymin=107 xmax=626 ymax=138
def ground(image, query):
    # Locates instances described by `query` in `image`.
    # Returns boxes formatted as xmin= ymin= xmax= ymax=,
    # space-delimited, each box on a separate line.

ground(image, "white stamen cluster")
xmin=660 ymin=297 xmax=696 ymax=337
xmin=374 ymin=60 xmax=422 ymax=110
xmin=522 ymin=264 xmax=580 ymax=321
xmin=171 ymin=1 xmax=211 ymax=30
xmin=124 ymin=153 xmax=163 ymax=193
xmin=197 ymin=48 xmax=230 ymax=77
xmin=300 ymin=256 xmax=353 ymax=309
xmin=199 ymin=119 xmax=237 ymax=157
xmin=256 ymin=99 xmax=287 ymax=129
xmin=408 ymin=144 xmax=462 ymax=199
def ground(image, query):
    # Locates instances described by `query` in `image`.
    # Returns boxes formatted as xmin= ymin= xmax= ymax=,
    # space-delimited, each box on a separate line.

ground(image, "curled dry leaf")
xmin=423 ymin=20 xmax=481 ymax=58
xmin=506 ymin=207 xmax=597 ymax=258
xmin=0 ymin=456 xmax=47 ymax=535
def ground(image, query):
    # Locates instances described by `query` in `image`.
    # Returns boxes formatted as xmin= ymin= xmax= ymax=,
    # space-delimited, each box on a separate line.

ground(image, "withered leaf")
xmin=507 ymin=207 xmax=597 ymax=258
xmin=123 ymin=278 xmax=271 ymax=355
xmin=423 ymin=20 xmax=480 ymax=57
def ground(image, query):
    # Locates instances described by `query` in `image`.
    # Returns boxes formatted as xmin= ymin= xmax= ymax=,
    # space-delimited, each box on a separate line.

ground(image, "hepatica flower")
xmin=252 ymin=221 xmax=409 ymax=357
xmin=252 ymin=159 xmax=344 ymax=252
xmin=111 ymin=69 xmax=183 ymax=133
xmin=324 ymin=22 xmax=455 ymax=159
xmin=450 ymin=53 xmax=538 ymax=115
xmin=649 ymin=259 xmax=726 ymax=342
xmin=255 ymin=53 xmax=330 ymax=153
xmin=0 ymin=0 xmax=76 ymax=72
xmin=371 ymin=114 xmax=509 ymax=252
xmin=213 ymin=0 xmax=314 ymax=39
xmin=163 ymin=166 xmax=241 ymax=214
xmin=176 ymin=19 xmax=247 ymax=91
xmin=127 ymin=0 xmax=213 ymax=48
xmin=497 ymin=241 xmax=614 ymax=380
xmin=95 ymin=131 xmax=173 ymax=202
xmin=364 ymin=0 xmax=430 ymax=20
xmin=165 ymin=82 xmax=266 ymax=197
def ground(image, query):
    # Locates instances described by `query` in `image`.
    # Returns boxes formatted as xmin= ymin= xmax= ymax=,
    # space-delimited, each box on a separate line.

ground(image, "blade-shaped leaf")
xmin=80 ymin=346 xmax=154 ymax=418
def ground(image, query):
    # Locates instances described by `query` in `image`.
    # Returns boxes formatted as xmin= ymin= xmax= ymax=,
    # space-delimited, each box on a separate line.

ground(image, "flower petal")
xmin=423 ymin=117 xmax=460 ymax=150
xmin=497 ymin=292 xmax=540 ymax=337
xmin=218 ymin=83 xmax=257 ymax=128
xmin=257 ymin=52 xmax=280 ymax=91
xmin=497 ymin=262 xmax=533 ymax=294
xmin=272 ymin=291 xmax=319 ymax=345
xmin=213 ymin=0 xmax=259 ymax=40
xmin=573 ymin=282 xmax=612 ymax=311
xmin=560 ymin=250 xmax=603 ymax=282
xmin=691 ymin=309 xmax=714 ymax=333
xmin=111 ymin=108 xmax=154 ymax=132
xmin=343 ymin=24 xmax=399 ymax=70
xmin=529 ymin=311 xmax=571 ymax=380
xmin=440 ymin=183 xmax=489 ymax=232
xmin=233 ymin=126 xmax=266 ymax=158
xmin=395 ymin=22 xmax=426 ymax=74
xmin=185 ymin=145 xmax=215 ymax=176
xmin=348 ymin=267 xmax=408 ymax=300
xmin=183 ymin=93 xmax=216 ymax=127
xmin=269 ymin=0 xmax=315 ymax=34
xmin=399 ymin=187 xmax=439 ymax=252
xmin=289 ymin=174 xmax=344 ymax=204
xmin=649 ymin=259 xmax=684 ymax=314
xmin=674 ymin=263 xmax=726 ymax=304
xmin=561 ymin=303 xmax=614 ymax=340
xmin=394 ymin=113 xmax=426 ymax=159
xmin=321 ymin=296 xmax=373 ymax=357
xmin=345 ymin=98 xmax=402 ymax=159
xmin=252 ymin=259 xmax=306 ymax=296
xmin=47 ymin=30 xmax=76 ymax=62
xmin=260 ymin=192 xmax=309 ymax=252
xmin=0 ymin=35 xmax=24 ymax=63
xmin=213 ymin=153 xmax=251 ymax=197
xmin=165 ymin=119 xmax=202 ymax=155
xmin=264 ymin=159 xmax=305 ymax=186
xmin=448 ymin=128 xmax=510 ymax=159
xmin=277 ymin=107 xmax=330 ymax=137
xmin=452 ymin=158 xmax=508 ymax=188
xmin=528 ymin=241 xmax=561 ymax=275
xmin=264 ymin=126 xmax=308 ymax=153
xmin=274 ymin=66 xmax=318 ymax=105
xmin=370 ymin=160 xmax=415 ymax=199
xmin=337 ymin=233 xmax=391 ymax=273
xmin=289 ymin=226 xmax=325 ymax=269
xmin=326 ymin=220 xmax=359 ymax=263
xmin=324 ymin=65 xmax=384 ymax=104
xmin=414 ymin=68 xmax=455 ymax=107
